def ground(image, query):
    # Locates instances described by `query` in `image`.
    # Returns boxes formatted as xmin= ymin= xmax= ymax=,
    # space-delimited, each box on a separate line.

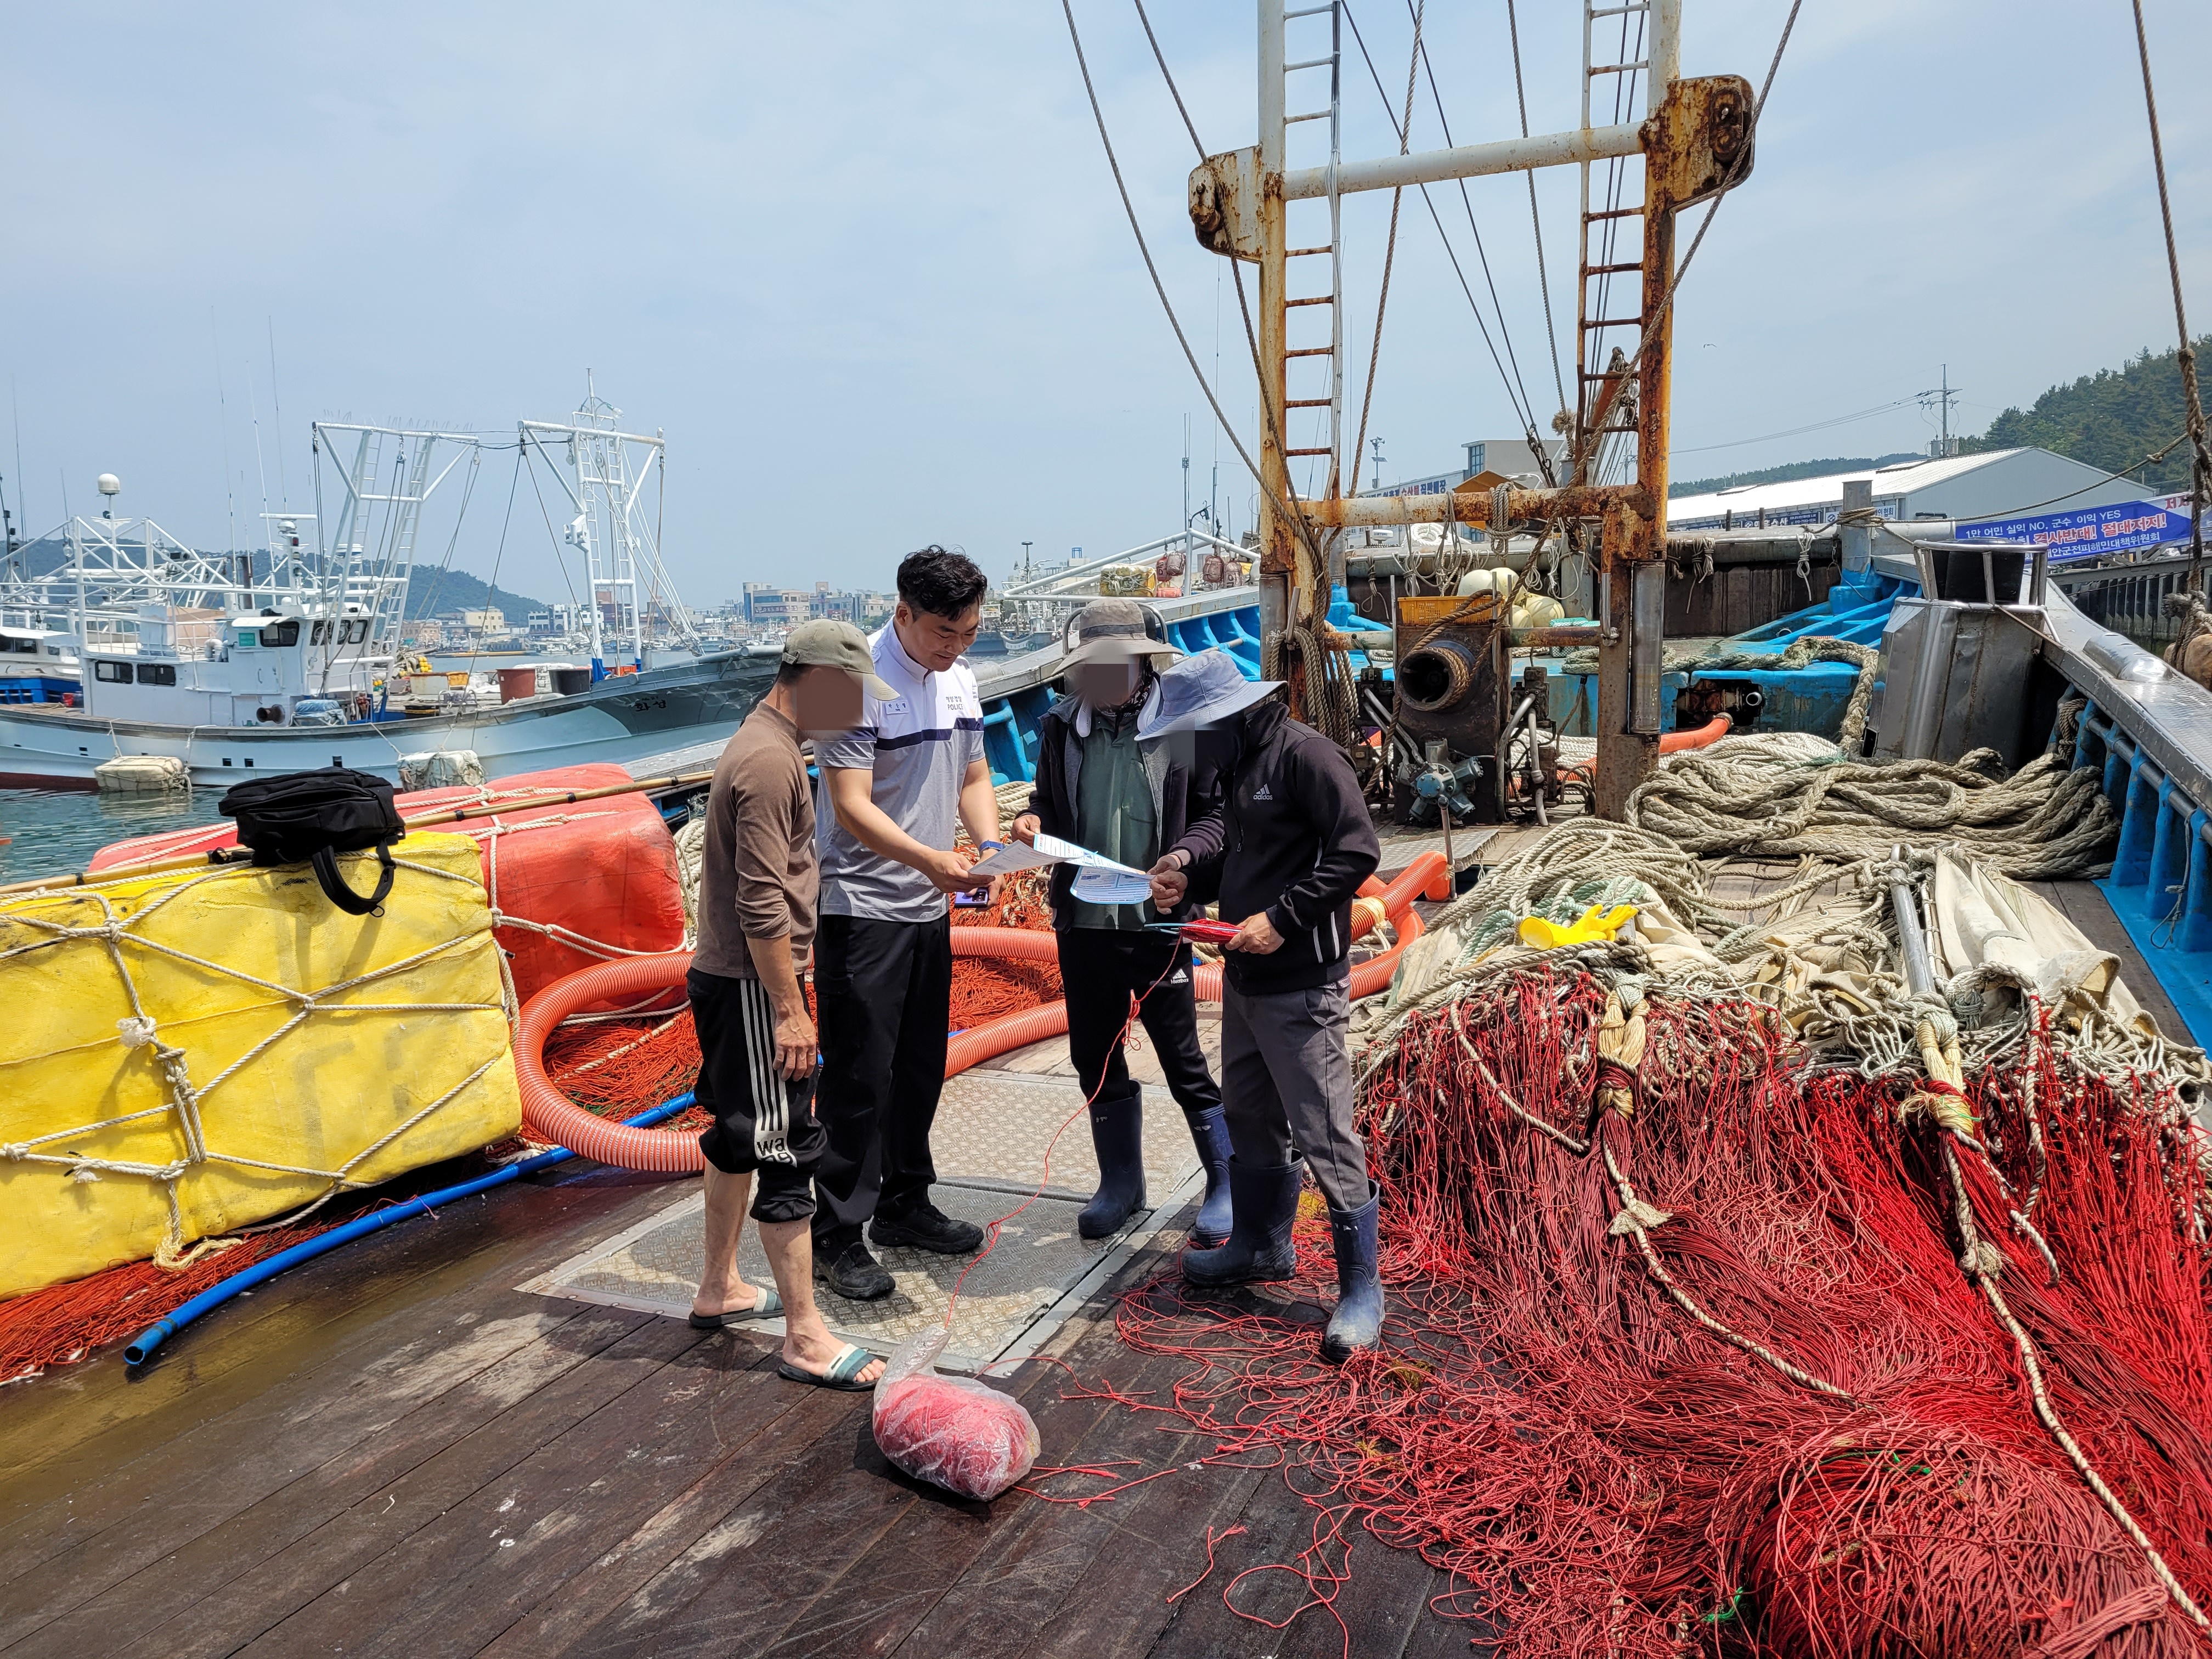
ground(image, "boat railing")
xmin=2037 ymin=584 xmax=2212 ymax=1035
xmin=1000 ymin=528 xmax=1249 ymax=600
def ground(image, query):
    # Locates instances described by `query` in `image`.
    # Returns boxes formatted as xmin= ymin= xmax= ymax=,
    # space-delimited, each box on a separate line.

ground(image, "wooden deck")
xmin=0 ymin=838 xmax=2188 ymax=1659
xmin=0 ymin=1161 xmax=1458 ymax=1659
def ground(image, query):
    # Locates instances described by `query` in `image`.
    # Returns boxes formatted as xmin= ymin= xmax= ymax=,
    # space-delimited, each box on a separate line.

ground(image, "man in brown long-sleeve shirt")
xmin=687 ymin=620 xmax=894 ymax=1391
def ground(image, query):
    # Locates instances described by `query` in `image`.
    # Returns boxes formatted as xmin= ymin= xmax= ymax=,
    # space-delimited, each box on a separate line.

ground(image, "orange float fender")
xmin=516 ymin=953 xmax=706 ymax=1171
xmin=1659 ymin=714 xmax=1732 ymax=754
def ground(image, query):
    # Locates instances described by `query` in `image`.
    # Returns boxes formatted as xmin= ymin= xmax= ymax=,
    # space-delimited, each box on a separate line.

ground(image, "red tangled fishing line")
xmin=1104 ymin=969 xmax=2212 ymax=1657
xmin=872 ymin=1326 xmax=1042 ymax=1500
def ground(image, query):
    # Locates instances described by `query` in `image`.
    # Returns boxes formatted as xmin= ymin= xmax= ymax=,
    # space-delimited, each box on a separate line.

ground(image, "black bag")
xmin=219 ymin=766 xmax=406 ymax=916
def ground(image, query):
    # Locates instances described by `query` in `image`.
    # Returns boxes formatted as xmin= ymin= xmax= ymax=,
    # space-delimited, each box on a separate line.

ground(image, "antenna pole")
xmin=267 ymin=319 xmax=289 ymax=509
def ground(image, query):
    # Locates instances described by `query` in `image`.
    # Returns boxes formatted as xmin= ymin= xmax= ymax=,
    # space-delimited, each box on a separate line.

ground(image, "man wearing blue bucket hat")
xmin=1139 ymin=648 xmax=1385 ymax=1362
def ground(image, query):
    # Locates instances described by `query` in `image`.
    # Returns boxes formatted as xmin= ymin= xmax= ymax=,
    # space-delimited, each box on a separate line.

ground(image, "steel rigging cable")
xmin=1062 ymin=0 xmax=1329 ymax=581
xmin=1348 ymin=0 xmax=1426 ymax=505
xmin=1339 ymin=2 xmax=1553 ymax=478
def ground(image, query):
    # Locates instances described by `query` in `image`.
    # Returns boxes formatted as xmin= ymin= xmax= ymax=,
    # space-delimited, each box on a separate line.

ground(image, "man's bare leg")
xmin=692 ymin=1165 xmax=770 ymax=1318
xmin=757 ymin=1217 xmax=886 ymax=1383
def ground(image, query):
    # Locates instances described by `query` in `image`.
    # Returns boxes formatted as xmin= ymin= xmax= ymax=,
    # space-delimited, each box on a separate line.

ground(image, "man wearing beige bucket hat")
xmin=1008 ymin=600 xmax=1233 ymax=1248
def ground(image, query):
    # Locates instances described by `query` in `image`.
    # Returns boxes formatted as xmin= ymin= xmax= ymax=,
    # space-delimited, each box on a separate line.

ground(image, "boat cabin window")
xmin=311 ymin=620 xmax=331 ymax=645
xmin=261 ymin=619 xmax=301 ymax=647
xmin=94 ymin=660 xmax=133 ymax=683
xmin=0 ymin=635 xmax=36 ymax=655
xmin=339 ymin=618 xmax=369 ymax=644
xmin=138 ymin=662 xmax=177 ymax=686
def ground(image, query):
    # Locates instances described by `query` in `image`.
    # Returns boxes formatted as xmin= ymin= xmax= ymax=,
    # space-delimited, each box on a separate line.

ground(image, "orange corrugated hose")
xmin=515 ymin=853 xmax=1447 ymax=1169
xmin=1658 ymin=714 xmax=1732 ymax=754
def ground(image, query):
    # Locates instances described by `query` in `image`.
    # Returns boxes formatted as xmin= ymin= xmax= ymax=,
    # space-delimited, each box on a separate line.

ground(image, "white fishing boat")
xmin=0 ymin=392 xmax=777 ymax=788
xmin=0 ymin=625 xmax=78 ymax=706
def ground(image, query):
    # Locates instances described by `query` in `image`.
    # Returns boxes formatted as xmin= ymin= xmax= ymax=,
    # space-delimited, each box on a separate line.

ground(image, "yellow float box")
xmin=0 ymin=833 xmax=522 ymax=1299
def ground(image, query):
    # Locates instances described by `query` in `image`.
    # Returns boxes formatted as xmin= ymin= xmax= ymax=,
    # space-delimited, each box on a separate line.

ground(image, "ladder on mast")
xmin=1574 ymin=0 xmax=1655 ymax=485
xmin=1273 ymin=2 xmax=1345 ymax=503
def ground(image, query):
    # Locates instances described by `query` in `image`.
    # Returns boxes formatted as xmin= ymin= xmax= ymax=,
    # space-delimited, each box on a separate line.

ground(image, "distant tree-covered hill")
xmin=403 ymin=565 xmax=551 ymax=622
xmin=1671 ymin=454 xmax=1922 ymax=498
xmin=1962 ymin=335 xmax=2210 ymax=493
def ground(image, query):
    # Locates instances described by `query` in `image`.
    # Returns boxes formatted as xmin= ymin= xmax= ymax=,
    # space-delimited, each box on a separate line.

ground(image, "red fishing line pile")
xmin=872 ymin=1328 xmax=1043 ymax=1501
xmin=0 ymin=1216 xmax=353 ymax=1385
xmin=1109 ymin=972 xmax=2212 ymax=1656
xmin=541 ymin=1004 xmax=710 ymax=1131
xmin=950 ymin=867 xmax=1061 ymax=1026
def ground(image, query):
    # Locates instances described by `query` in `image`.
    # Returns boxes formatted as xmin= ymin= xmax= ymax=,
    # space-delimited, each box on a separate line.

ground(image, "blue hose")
xmin=123 ymin=1093 xmax=696 ymax=1367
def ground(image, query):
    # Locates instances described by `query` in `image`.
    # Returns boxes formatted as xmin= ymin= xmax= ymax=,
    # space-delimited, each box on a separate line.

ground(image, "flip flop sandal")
xmin=777 ymin=1342 xmax=881 ymax=1392
xmin=687 ymin=1286 xmax=783 ymax=1329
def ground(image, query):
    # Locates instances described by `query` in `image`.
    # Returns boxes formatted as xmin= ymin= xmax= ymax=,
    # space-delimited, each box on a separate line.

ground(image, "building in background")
xmin=738 ymin=582 xmax=898 ymax=629
xmin=1668 ymin=448 xmax=2183 ymax=561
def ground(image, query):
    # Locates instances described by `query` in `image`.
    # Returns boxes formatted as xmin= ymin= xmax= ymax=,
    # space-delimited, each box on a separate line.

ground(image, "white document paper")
xmin=970 ymin=832 xmax=1155 ymax=905
xmin=1033 ymin=832 xmax=1156 ymax=906
xmin=1069 ymin=867 xmax=1157 ymax=905
xmin=964 ymin=841 xmax=1058 ymax=878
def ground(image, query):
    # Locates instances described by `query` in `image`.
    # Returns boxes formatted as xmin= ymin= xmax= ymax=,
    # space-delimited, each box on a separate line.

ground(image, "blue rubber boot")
xmin=1182 ymin=1157 xmax=1300 ymax=1286
xmin=1321 ymin=1183 xmax=1384 ymax=1362
xmin=1076 ymin=1080 xmax=1148 ymax=1239
xmin=1183 ymin=1106 xmax=1234 ymax=1249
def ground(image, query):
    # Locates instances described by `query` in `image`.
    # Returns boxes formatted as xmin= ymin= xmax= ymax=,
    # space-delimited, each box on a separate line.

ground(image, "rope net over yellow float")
xmin=0 ymin=833 xmax=521 ymax=1299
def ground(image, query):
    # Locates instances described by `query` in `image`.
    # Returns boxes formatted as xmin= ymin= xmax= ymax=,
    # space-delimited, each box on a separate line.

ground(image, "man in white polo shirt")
xmin=810 ymin=546 xmax=1002 ymax=1300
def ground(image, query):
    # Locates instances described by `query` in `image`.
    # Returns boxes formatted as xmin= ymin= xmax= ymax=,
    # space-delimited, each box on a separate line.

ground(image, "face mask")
xmin=1193 ymin=720 xmax=1243 ymax=777
xmin=1164 ymin=716 xmax=1242 ymax=779
xmin=1071 ymin=661 xmax=1141 ymax=709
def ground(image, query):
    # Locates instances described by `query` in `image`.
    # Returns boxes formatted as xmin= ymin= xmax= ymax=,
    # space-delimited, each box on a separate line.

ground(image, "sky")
xmin=3 ymin=1 xmax=2207 ymax=607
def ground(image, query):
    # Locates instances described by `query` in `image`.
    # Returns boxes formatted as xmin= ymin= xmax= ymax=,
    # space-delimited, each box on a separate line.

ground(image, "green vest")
xmin=1070 ymin=707 xmax=1158 ymax=932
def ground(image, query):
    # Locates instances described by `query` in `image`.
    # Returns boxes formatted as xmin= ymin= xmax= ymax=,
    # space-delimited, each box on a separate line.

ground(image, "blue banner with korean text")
xmin=1953 ymin=498 xmax=2187 ymax=562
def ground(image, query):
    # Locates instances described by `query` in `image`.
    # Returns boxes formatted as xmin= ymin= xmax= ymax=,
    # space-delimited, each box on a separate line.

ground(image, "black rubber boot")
xmin=1076 ymin=1080 xmax=1148 ymax=1239
xmin=1321 ymin=1183 xmax=1384 ymax=1362
xmin=1183 ymin=1105 xmax=1234 ymax=1249
xmin=1182 ymin=1157 xmax=1301 ymax=1286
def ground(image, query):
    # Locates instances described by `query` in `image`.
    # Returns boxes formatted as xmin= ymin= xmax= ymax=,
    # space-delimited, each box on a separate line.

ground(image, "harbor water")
xmin=0 ymin=787 xmax=227 ymax=883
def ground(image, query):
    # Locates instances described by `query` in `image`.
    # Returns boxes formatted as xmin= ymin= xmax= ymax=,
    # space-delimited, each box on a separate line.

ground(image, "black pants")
xmin=811 ymin=912 xmax=952 ymax=1243
xmin=689 ymin=968 xmax=825 ymax=1223
xmin=1057 ymin=929 xmax=1222 ymax=1115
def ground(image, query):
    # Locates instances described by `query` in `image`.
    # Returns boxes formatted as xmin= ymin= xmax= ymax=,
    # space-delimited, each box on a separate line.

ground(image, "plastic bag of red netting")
xmin=870 ymin=1325 xmax=1040 ymax=1500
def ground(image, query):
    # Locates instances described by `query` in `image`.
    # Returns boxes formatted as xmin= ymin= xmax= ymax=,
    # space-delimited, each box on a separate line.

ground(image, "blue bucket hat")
xmin=1136 ymin=648 xmax=1280 ymax=740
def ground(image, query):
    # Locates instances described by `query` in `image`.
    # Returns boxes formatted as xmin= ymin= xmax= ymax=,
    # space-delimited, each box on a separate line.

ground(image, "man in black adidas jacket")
xmin=1140 ymin=648 xmax=1385 ymax=1362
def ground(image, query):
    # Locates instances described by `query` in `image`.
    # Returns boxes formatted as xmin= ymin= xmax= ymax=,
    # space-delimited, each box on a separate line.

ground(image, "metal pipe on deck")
xmin=1891 ymin=872 xmax=1937 ymax=998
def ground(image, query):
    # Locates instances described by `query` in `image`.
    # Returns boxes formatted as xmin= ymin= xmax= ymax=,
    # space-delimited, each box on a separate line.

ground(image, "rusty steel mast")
xmin=1188 ymin=0 xmax=1753 ymax=817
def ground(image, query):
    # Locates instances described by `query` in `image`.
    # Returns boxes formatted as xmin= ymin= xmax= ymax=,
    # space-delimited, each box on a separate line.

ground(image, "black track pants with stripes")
xmin=689 ymin=968 xmax=825 ymax=1224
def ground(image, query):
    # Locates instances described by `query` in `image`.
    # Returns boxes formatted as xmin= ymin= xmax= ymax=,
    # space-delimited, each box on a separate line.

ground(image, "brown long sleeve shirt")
xmin=692 ymin=701 xmax=817 ymax=981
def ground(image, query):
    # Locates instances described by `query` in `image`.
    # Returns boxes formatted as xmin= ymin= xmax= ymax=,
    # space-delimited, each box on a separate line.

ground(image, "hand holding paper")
xmin=967 ymin=832 xmax=1156 ymax=905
